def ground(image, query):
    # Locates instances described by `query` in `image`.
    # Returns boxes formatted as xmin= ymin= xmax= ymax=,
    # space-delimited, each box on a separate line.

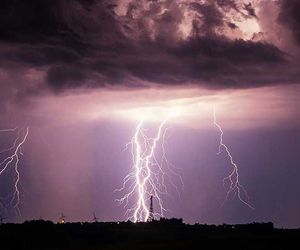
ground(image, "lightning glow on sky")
xmin=1 ymin=85 xmax=298 ymax=222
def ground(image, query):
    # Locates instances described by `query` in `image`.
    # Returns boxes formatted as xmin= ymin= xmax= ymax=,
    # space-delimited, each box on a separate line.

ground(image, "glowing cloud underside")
xmin=0 ymin=127 xmax=29 ymax=216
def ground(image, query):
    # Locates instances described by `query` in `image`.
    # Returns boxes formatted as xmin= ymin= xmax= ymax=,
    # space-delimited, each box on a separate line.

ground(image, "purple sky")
xmin=0 ymin=0 xmax=300 ymax=228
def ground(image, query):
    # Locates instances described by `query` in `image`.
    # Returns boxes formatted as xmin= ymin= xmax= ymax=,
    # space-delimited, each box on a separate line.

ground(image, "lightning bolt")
xmin=116 ymin=116 xmax=182 ymax=222
xmin=213 ymin=107 xmax=254 ymax=209
xmin=0 ymin=127 xmax=29 ymax=216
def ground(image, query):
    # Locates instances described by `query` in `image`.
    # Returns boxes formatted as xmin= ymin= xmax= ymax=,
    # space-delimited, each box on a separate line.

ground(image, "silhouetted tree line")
xmin=194 ymin=221 xmax=274 ymax=231
xmin=0 ymin=219 xmax=298 ymax=249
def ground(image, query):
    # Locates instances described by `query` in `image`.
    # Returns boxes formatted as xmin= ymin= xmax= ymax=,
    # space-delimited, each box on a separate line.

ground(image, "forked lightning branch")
xmin=116 ymin=116 xmax=182 ymax=222
xmin=0 ymin=127 xmax=29 ymax=216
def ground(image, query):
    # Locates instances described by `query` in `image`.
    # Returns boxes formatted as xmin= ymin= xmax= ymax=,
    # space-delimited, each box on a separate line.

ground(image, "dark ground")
xmin=0 ymin=218 xmax=299 ymax=249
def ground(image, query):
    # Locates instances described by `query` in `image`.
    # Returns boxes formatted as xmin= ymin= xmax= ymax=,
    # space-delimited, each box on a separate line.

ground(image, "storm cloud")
xmin=0 ymin=0 xmax=299 ymax=93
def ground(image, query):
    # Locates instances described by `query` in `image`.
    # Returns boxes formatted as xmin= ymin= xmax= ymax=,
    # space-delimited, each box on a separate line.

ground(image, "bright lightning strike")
xmin=213 ymin=107 xmax=254 ymax=209
xmin=0 ymin=127 xmax=29 ymax=216
xmin=116 ymin=115 xmax=182 ymax=222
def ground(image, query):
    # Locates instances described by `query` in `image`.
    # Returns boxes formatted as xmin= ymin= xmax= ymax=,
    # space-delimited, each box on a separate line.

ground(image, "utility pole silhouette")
xmin=148 ymin=195 xmax=154 ymax=222
xmin=92 ymin=212 xmax=99 ymax=223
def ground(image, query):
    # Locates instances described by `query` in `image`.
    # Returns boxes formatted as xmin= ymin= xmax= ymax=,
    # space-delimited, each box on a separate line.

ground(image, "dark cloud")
xmin=189 ymin=2 xmax=224 ymax=35
xmin=0 ymin=0 xmax=298 ymax=93
xmin=46 ymin=66 xmax=87 ymax=91
xmin=278 ymin=0 xmax=300 ymax=45
xmin=227 ymin=22 xmax=238 ymax=30
xmin=0 ymin=0 xmax=68 ymax=43
xmin=216 ymin=0 xmax=238 ymax=10
xmin=243 ymin=3 xmax=257 ymax=18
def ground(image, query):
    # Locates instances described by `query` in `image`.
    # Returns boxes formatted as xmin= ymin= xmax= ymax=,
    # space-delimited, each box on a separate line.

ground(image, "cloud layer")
xmin=0 ymin=0 xmax=299 ymax=95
